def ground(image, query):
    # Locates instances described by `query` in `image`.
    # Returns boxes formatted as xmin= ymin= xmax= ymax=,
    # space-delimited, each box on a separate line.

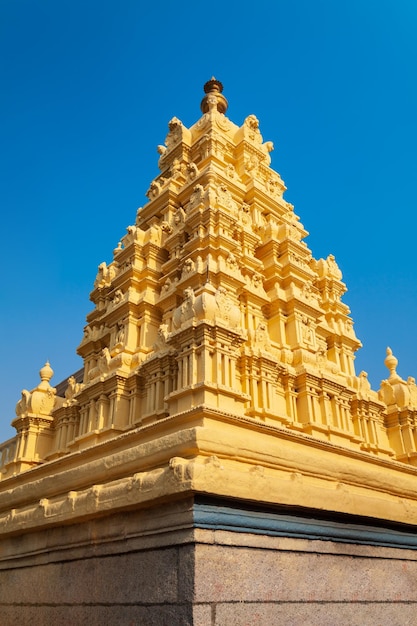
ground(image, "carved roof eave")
xmin=278 ymin=264 xmax=317 ymax=286
xmin=240 ymin=295 xmax=271 ymax=314
xmin=77 ymin=337 xmax=110 ymax=360
xmin=11 ymin=414 xmax=55 ymax=430
xmin=78 ymin=370 xmax=132 ymax=397
xmin=136 ymin=187 xmax=181 ymax=228
xmin=244 ymin=178 xmax=286 ymax=207
xmin=169 ymin=319 xmax=246 ymax=346
xmin=351 ymin=395 xmax=387 ymax=413
xmin=293 ymin=367 xmax=353 ymax=391
xmin=279 ymin=296 xmax=326 ymax=321
xmin=52 ymin=402 xmax=80 ymax=421
xmin=240 ymin=347 xmax=280 ymax=366
xmin=320 ymin=328 xmax=362 ymax=351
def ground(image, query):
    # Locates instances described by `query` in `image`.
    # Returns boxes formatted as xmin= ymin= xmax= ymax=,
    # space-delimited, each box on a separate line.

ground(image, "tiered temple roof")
xmin=2 ymin=80 xmax=417 ymax=531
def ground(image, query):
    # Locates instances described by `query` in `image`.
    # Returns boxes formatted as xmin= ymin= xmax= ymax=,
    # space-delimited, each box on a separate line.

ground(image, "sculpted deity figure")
xmin=252 ymin=273 xmax=263 ymax=289
xmin=188 ymin=184 xmax=205 ymax=209
xmin=161 ymin=221 xmax=173 ymax=235
xmin=146 ymin=180 xmax=161 ymax=199
xmin=254 ymin=322 xmax=271 ymax=351
xmin=226 ymin=252 xmax=239 ymax=271
xmin=182 ymin=258 xmax=195 ymax=275
xmin=301 ymin=315 xmax=314 ymax=345
xmin=226 ymin=163 xmax=235 ymax=179
xmin=174 ymin=205 xmax=186 ymax=226
xmin=162 ymin=277 xmax=172 ymax=292
xmin=245 ymin=153 xmax=259 ymax=174
xmin=112 ymin=289 xmax=124 ymax=306
xmin=148 ymin=222 xmax=161 ymax=244
xmin=158 ymin=323 xmax=169 ymax=342
xmin=115 ymin=321 xmax=125 ymax=344
xmin=182 ymin=287 xmax=195 ymax=314
xmin=216 ymin=184 xmax=237 ymax=213
xmin=187 ymin=162 xmax=199 ymax=180
xmin=316 ymin=347 xmax=327 ymax=369
xmin=153 ymin=323 xmax=170 ymax=351
xmin=215 ymin=287 xmax=241 ymax=328
xmin=266 ymin=177 xmax=281 ymax=196
xmin=301 ymin=282 xmax=313 ymax=300
xmin=239 ymin=202 xmax=252 ymax=225
xmin=170 ymin=158 xmax=183 ymax=178
xmin=345 ymin=318 xmax=354 ymax=333
xmin=172 ymin=288 xmax=196 ymax=329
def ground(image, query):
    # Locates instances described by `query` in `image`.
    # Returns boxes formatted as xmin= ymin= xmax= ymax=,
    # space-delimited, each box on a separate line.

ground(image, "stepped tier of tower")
xmin=2 ymin=78 xmax=417 ymax=488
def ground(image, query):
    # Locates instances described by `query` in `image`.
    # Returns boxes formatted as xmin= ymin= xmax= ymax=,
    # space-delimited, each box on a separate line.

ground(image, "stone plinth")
xmin=2 ymin=496 xmax=417 ymax=625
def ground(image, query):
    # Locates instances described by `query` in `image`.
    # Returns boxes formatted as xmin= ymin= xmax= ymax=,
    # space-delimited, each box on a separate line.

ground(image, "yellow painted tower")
xmin=2 ymin=78 xmax=417 ymax=521
xmin=2 ymin=80 xmax=417 ymax=625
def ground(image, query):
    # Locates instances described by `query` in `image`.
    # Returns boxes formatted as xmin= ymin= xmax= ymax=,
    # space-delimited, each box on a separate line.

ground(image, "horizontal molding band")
xmin=193 ymin=503 xmax=417 ymax=550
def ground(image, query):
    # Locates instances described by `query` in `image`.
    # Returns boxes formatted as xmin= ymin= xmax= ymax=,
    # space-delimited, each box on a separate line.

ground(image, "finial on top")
xmin=200 ymin=77 xmax=228 ymax=114
xmin=40 ymin=361 xmax=53 ymax=383
xmin=384 ymin=347 xmax=399 ymax=379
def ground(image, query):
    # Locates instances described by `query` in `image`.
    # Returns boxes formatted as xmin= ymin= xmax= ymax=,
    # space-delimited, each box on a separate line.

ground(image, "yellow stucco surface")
xmin=2 ymin=79 xmax=417 ymax=533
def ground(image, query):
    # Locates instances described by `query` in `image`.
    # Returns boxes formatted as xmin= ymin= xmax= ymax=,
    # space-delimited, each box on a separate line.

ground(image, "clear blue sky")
xmin=1 ymin=0 xmax=416 ymax=443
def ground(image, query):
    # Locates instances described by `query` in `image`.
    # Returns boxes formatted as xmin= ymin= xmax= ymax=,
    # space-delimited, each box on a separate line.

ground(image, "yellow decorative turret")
xmin=378 ymin=347 xmax=417 ymax=462
xmin=7 ymin=362 xmax=63 ymax=473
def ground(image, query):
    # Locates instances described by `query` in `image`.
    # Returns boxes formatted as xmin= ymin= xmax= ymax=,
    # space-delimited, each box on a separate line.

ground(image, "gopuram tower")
xmin=2 ymin=80 xmax=417 ymax=625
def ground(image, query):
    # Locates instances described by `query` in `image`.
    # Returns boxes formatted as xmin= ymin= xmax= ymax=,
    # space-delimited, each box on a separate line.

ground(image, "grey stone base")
xmin=2 ymin=497 xmax=417 ymax=625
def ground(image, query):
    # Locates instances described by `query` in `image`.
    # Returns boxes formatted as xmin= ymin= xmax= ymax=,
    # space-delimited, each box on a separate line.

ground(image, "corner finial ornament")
xmin=200 ymin=77 xmax=228 ymax=114
xmin=384 ymin=346 xmax=399 ymax=380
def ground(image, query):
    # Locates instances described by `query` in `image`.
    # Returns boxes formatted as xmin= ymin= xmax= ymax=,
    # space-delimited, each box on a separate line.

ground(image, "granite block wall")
xmin=2 ymin=498 xmax=417 ymax=625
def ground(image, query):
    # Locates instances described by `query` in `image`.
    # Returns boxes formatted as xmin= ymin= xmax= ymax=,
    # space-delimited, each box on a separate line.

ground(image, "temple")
xmin=2 ymin=79 xmax=417 ymax=624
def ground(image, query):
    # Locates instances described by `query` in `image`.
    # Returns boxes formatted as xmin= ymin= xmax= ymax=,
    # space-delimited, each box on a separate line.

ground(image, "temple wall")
xmin=2 ymin=497 xmax=417 ymax=626
xmin=193 ymin=536 xmax=417 ymax=626
xmin=0 ymin=499 xmax=196 ymax=626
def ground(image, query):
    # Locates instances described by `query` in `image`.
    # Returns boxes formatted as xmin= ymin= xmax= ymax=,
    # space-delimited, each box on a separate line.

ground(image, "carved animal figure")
xmin=87 ymin=348 xmax=111 ymax=382
xmin=172 ymin=288 xmax=196 ymax=329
